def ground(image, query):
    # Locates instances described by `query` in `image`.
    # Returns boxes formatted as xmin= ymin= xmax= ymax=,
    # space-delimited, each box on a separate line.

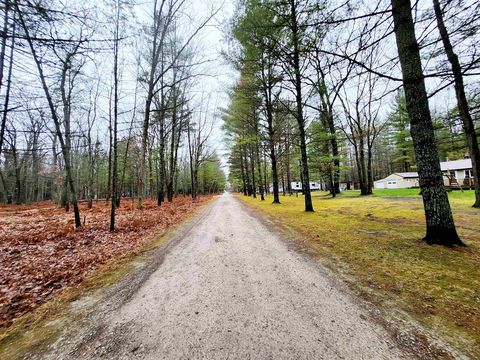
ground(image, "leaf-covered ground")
xmin=0 ymin=196 xmax=211 ymax=328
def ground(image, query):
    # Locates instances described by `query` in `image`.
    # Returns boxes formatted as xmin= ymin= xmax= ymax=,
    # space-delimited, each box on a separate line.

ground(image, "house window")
xmin=465 ymin=170 xmax=473 ymax=178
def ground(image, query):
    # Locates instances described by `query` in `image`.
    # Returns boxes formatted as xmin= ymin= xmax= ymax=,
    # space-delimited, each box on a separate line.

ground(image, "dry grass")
xmin=239 ymin=190 xmax=480 ymax=357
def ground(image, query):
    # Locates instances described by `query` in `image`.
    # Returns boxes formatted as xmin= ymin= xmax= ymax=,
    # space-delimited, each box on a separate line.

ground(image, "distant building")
xmin=291 ymin=181 xmax=322 ymax=191
xmin=374 ymin=172 xmax=419 ymax=189
xmin=441 ymin=159 xmax=473 ymax=184
xmin=374 ymin=158 xmax=474 ymax=189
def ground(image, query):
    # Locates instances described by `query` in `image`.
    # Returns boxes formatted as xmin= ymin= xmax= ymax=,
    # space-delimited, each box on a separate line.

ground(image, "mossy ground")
xmin=239 ymin=190 xmax=480 ymax=357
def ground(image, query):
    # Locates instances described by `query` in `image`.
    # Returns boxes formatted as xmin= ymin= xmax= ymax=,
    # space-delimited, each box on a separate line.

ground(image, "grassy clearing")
xmin=239 ymin=191 xmax=480 ymax=357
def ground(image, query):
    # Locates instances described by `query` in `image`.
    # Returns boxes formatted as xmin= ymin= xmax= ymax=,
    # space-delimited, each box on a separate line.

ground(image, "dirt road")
xmin=40 ymin=193 xmax=414 ymax=359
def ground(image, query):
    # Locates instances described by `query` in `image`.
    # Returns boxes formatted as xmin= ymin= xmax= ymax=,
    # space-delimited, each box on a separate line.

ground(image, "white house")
xmin=374 ymin=158 xmax=474 ymax=189
xmin=374 ymin=172 xmax=419 ymax=189
xmin=440 ymin=158 xmax=473 ymax=185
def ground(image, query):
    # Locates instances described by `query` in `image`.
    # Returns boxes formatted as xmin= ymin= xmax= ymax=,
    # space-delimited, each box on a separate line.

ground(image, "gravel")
xmin=41 ymin=193 xmax=413 ymax=359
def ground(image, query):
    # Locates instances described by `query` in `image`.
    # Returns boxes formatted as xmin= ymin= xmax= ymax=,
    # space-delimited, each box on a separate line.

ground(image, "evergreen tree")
xmin=388 ymin=92 xmax=415 ymax=172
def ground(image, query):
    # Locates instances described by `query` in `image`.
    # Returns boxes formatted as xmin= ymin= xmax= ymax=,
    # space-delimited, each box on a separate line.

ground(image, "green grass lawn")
xmin=338 ymin=188 xmax=476 ymax=199
xmin=239 ymin=191 xmax=480 ymax=357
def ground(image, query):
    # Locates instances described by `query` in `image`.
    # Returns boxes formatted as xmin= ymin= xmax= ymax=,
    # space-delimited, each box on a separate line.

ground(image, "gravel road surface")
xmin=44 ymin=193 xmax=414 ymax=359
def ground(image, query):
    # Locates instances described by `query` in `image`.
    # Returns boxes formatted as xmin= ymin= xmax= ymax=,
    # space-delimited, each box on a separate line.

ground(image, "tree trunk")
xmin=358 ymin=129 xmax=370 ymax=195
xmin=166 ymin=90 xmax=179 ymax=203
xmin=18 ymin=8 xmax=81 ymax=227
xmin=0 ymin=2 xmax=9 ymax=96
xmin=319 ymin=76 xmax=340 ymax=195
xmin=107 ymin=96 xmax=112 ymax=202
xmin=263 ymin=152 xmax=268 ymax=195
xmin=244 ymin=149 xmax=252 ymax=196
xmin=253 ymin=107 xmax=264 ymax=201
xmin=32 ymin=134 xmax=40 ymax=202
xmin=391 ymin=0 xmax=463 ymax=246
xmin=0 ymin=3 xmax=10 ymax=160
xmin=0 ymin=168 xmax=9 ymax=203
xmin=190 ymin=160 xmax=196 ymax=200
xmin=433 ymin=0 xmax=480 ymax=208
xmin=187 ymin=124 xmax=197 ymax=200
xmin=138 ymin=91 xmax=153 ymax=208
xmin=110 ymin=3 xmax=120 ymax=232
xmin=239 ymin=149 xmax=247 ymax=195
xmin=320 ymin=111 xmax=334 ymax=197
xmin=87 ymin=137 xmax=94 ymax=209
xmin=52 ymin=136 xmax=61 ymax=204
xmin=193 ymin=168 xmax=198 ymax=200
xmin=61 ymin=175 xmax=69 ymax=211
xmin=286 ymin=133 xmax=292 ymax=194
xmin=256 ymin=142 xmax=264 ymax=201
xmin=12 ymin=147 xmax=22 ymax=204
xmin=148 ymin=144 xmax=154 ymax=198
xmin=0 ymin=8 xmax=14 ymax=159
xmin=250 ymin=145 xmax=256 ymax=198
xmin=367 ymin=145 xmax=374 ymax=194
xmin=290 ymin=0 xmax=313 ymax=211
xmin=267 ymin=116 xmax=280 ymax=203
xmin=352 ymin=142 xmax=365 ymax=195
xmin=263 ymin=76 xmax=280 ymax=203
xmin=158 ymin=106 xmax=166 ymax=205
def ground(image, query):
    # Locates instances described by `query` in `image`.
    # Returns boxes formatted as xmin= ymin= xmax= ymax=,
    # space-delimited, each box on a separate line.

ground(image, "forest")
xmin=0 ymin=0 xmax=480 ymax=357
xmin=224 ymin=0 xmax=480 ymax=247
xmin=0 ymin=0 xmax=227 ymax=230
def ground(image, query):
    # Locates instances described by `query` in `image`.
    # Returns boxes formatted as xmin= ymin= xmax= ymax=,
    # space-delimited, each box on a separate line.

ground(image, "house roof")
xmin=440 ymin=158 xmax=472 ymax=171
xmin=394 ymin=172 xmax=419 ymax=178
xmin=374 ymin=172 xmax=418 ymax=182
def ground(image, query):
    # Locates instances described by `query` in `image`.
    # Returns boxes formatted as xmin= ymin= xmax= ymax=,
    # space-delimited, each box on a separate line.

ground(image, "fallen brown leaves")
xmin=0 ymin=196 xmax=211 ymax=328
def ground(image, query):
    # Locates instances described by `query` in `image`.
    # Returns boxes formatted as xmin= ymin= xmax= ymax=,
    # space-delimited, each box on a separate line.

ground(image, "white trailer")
xmin=291 ymin=181 xmax=302 ymax=191
xmin=309 ymin=182 xmax=321 ymax=191
xmin=291 ymin=181 xmax=322 ymax=191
